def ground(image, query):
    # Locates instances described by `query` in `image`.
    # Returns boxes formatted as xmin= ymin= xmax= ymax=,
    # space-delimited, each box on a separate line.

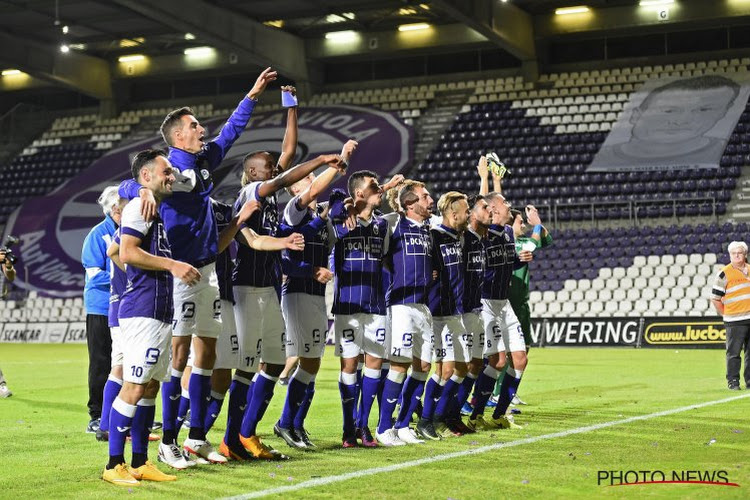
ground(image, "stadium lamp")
xmin=398 ymin=22 xmax=431 ymax=31
xmin=184 ymin=46 xmax=215 ymax=56
xmin=59 ymin=44 xmax=70 ymax=53
xmin=325 ymin=30 xmax=357 ymax=41
xmin=118 ymin=54 xmax=145 ymax=63
xmin=1 ymin=69 xmax=22 ymax=76
xmin=639 ymin=0 xmax=674 ymax=6
xmin=555 ymin=6 xmax=590 ymax=15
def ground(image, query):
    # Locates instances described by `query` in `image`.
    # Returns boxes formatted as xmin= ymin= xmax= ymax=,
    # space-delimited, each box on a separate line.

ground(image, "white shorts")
xmin=481 ymin=298 xmax=526 ymax=355
xmin=233 ymin=286 xmax=286 ymax=370
xmin=386 ymin=303 xmax=433 ymax=364
xmin=334 ymin=313 xmax=387 ymax=359
xmin=462 ymin=311 xmax=485 ymax=360
xmin=120 ymin=317 xmax=172 ymax=384
xmin=173 ymin=262 xmax=222 ymax=338
xmin=110 ymin=326 xmax=124 ymax=367
xmin=282 ymin=293 xmax=327 ymax=358
xmin=433 ymin=315 xmax=470 ymax=363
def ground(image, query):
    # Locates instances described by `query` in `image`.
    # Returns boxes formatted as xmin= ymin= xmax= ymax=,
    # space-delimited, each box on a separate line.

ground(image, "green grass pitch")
xmin=0 ymin=344 xmax=748 ymax=499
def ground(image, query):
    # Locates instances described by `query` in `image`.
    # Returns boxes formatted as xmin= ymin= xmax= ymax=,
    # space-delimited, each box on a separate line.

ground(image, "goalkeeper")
xmin=492 ymin=206 xmax=552 ymax=406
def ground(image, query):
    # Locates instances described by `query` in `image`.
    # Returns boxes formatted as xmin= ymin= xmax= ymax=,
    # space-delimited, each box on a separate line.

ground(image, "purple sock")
xmin=160 ymin=371 xmax=182 ymax=435
xmin=376 ymin=371 xmax=405 ymax=434
xmin=240 ymin=372 xmax=276 ymax=438
xmin=339 ymin=372 xmax=358 ymax=435
xmin=204 ymin=391 xmax=225 ymax=433
xmin=279 ymin=368 xmax=313 ymax=429
xmin=99 ymin=375 xmax=122 ymax=432
xmin=175 ymin=389 xmax=190 ymax=441
xmin=395 ymin=373 xmax=427 ymax=429
xmin=131 ymin=399 xmax=155 ymax=456
xmin=108 ymin=397 xmax=136 ymax=461
xmin=294 ymin=380 xmax=315 ymax=429
xmin=456 ymin=374 xmax=476 ymax=410
xmin=435 ymin=376 xmax=461 ymax=420
xmin=189 ymin=367 xmax=212 ymax=439
xmin=470 ymin=367 xmax=499 ymax=419
xmin=223 ymin=376 xmax=250 ymax=447
xmin=356 ymin=369 xmax=381 ymax=430
xmin=376 ymin=367 xmax=388 ymax=410
xmin=421 ymin=375 xmax=443 ymax=421
xmin=492 ymin=368 xmax=523 ymax=419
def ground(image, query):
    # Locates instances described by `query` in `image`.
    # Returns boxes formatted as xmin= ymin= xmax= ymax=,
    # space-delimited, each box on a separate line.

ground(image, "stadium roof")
xmin=1 ymin=0 xmax=749 ymax=102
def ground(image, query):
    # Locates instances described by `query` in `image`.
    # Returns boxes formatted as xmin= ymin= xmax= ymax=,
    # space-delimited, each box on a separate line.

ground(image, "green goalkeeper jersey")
xmin=508 ymin=232 xmax=553 ymax=305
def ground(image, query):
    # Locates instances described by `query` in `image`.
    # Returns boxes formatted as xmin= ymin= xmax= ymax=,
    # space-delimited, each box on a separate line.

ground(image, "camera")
xmin=0 ymin=235 xmax=19 ymax=265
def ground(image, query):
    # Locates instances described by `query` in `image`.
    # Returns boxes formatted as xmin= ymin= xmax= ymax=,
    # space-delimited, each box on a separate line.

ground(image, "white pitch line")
xmin=219 ymin=393 xmax=750 ymax=500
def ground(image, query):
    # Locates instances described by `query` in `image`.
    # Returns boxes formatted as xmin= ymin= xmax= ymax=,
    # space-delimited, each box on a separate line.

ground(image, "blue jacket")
xmin=82 ymin=215 xmax=116 ymax=315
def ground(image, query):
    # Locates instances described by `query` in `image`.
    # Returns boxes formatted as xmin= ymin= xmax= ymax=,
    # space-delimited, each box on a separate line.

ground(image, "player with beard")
xmin=119 ymin=69 xmax=278 ymax=465
xmin=232 ymin=149 xmax=345 ymax=460
xmin=103 ymin=150 xmax=198 ymax=486
xmin=272 ymin=141 xmax=356 ymax=450
xmin=376 ymin=181 xmax=435 ymax=446
xmin=419 ymin=192 xmax=474 ymax=439
xmin=467 ymin=192 xmax=532 ymax=430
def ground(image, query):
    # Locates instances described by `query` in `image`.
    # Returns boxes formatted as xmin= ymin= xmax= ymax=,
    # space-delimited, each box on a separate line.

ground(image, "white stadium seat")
xmin=612 ymin=267 xmax=626 ymax=279
xmin=661 ymin=255 xmax=675 ymax=266
xmin=578 ymin=279 xmax=592 ymax=291
xmin=599 ymin=289 xmax=613 ymax=301
xmin=675 ymin=254 xmax=689 ymax=266
xmin=633 ymin=256 xmax=647 ymax=267
xmin=640 ymin=265 xmax=654 ymax=278
xmin=576 ymin=302 xmax=589 ymax=314
xmin=557 ymin=290 xmax=570 ymax=302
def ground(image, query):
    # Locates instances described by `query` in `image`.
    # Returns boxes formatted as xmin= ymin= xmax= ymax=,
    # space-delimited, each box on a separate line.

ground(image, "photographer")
xmin=81 ymin=186 xmax=119 ymax=433
xmin=0 ymin=245 xmax=15 ymax=397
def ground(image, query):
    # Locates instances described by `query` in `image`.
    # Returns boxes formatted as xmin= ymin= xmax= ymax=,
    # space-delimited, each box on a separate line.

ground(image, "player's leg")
xmin=204 ymin=300 xmax=238 ymax=434
xmin=335 ymin=314 xmax=364 ymax=447
xmin=99 ymin=327 xmax=124 ymax=441
xmin=469 ymin=300 xmax=506 ymax=426
xmin=104 ymin=318 xmax=162 ymax=485
xmin=396 ymin=305 xmax=433 ymax=442
xmin=375 ymin=306 xmax=410 ymax=446
xmin=220 ymin=286 xmax=260 ymax=460
xmin=239 ymin=288 xmax=288 ymax=460
xmin=489 ymin=305 xmax=525 ymax=428
xmin=355 ymin=314 xmax=386 ymax=447
xmin=276 ymin=293 xmax=325 ymax=449
xmin=433 ymin=317 xmax=469 ymax=436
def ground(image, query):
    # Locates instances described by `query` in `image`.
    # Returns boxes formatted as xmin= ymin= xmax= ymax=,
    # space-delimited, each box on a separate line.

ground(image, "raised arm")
xmin=477 ymin=155 xmax=490 ymax=196
xmin=276 ymin=86 xmax=298 ymax=173
xmin=257 ymin=153 xmax=345 ymax=199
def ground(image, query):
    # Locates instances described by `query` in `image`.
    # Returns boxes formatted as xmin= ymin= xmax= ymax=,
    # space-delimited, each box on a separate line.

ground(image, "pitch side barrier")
xmin=0 ymin=318 xmax=726 ymax=349
xmin=530 ymin=317 xmax=725 ymax=349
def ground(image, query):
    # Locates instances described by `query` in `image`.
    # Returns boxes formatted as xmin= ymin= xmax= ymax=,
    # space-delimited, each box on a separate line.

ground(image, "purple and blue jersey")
xmin=117 ymin=198 xmax=174 ymax=324
xmin=279 ymin=196 xmax=330 ymax=297
xmin=330 ymin=214 xmax=389 ymax=315
xmin=119 ymin=97 xmax=257 ymax=267
xmin=462 ymin=228 xmax=485 ymax=311
xmin=108 ymin=229 xmax=128 ymax=328
xmin=232 ymin=181 xmax=281 ymax=288
xmin=482 ymin=224 xmax=521 ymax=301
xmin=384 ymin=214 xmax=433 ymax=307
xmin=212 ymin=199 xmax=235 ymax=303
xmin=428 ymin=225 xmax=464 ymax=317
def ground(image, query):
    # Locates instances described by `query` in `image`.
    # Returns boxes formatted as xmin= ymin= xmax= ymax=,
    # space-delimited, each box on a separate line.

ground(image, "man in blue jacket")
xmin=82 ymin=185 xmax=121 ymax=433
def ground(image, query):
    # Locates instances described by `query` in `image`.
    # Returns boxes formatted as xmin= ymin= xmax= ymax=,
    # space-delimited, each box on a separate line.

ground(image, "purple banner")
xmin=3 ymin=105 xmax=413 ymax=297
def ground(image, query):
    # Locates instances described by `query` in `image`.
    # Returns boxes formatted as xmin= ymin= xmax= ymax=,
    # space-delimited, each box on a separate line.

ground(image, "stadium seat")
xmin=576 ymin=302 xmax=589 ymax=314
xmin=605 ymin=301 xmax=619 ymax=315
xmin=548 ymin=301 xmax=562 ymax=315
xmin=640 ymin=265 xmax=654 ymax=278
xmin=562 ymin=302 xmax=576 ymax=315
xmin=634 ymin=300 xmax=649 ymax=313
